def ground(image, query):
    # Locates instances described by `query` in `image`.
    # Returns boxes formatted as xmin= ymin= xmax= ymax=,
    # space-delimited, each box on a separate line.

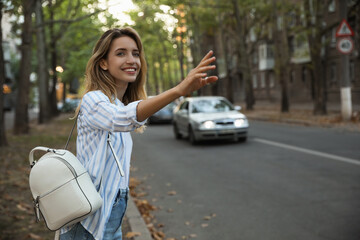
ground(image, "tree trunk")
xmin=14 ymin=0 xmax=35 ymax=134
xmin=304 ymin=0 xmax=327 ymax=115
xmin=177 ymin=39 xmax=185 ymax=82
xmin=272 ymin=0 xmax=290 ymax=112
xmin=232 ymin=0 xmax=254 ymax=110
xmin=219 ymin=13 xmax=234 ymax=103
xmin=49 ymin=2 xmax=60 ymax=117
xmin=0 ymin=1 xmax=8 ymax=146
xmin=35 ymin=0 xmax=51 ymax=124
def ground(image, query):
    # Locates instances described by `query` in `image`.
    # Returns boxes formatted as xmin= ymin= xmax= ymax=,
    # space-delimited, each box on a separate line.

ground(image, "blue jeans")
xmin=60 ymin=189 xmax=128 ymax=240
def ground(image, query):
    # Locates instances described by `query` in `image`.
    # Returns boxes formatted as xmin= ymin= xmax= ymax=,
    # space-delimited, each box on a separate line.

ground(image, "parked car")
xmin=147 ymin=98 xmax=177 ymax=124
xmin=172 ymin=96 xmax=249 ymax=144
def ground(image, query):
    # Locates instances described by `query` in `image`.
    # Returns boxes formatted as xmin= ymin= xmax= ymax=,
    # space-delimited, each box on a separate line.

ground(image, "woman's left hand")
xmin=175 ymin=50 xmax=218 ymax=96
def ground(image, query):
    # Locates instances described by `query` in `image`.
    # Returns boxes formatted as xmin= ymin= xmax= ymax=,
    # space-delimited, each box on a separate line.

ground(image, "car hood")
xmin=190 ymin=111 xmax=246 ymax=122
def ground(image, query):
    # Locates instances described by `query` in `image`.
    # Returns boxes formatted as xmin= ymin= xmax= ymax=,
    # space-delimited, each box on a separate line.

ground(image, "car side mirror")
xmin=234 ymin=106 xmax=241 ymax=111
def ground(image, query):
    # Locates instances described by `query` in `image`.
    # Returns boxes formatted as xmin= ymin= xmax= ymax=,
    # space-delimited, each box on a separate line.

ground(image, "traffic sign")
xmin=336 ymin=37 xmax=354 ymax=54
xmin=336 ymin=19 xmax=354 ymax=37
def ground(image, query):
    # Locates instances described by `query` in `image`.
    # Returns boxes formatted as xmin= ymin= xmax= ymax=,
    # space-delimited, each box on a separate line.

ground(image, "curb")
xmin=126 ymin=196 xmax=153 ymax=240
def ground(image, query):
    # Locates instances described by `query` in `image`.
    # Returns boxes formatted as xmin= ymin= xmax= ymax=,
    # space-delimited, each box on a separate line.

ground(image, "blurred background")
xmin=1 ymin=0 xmax=359 ymax=139
xmin=1 ymin=1 xmax=360 ymax=240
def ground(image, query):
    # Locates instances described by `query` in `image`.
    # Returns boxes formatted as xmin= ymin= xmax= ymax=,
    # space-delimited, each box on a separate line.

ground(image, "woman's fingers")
xmin=196 ymin=65 xmax=216 ymax=73
xmin=197 ymin=56 xmax=216 ymax=69
xmin=199 ymin=50 xmax=214 ymax=62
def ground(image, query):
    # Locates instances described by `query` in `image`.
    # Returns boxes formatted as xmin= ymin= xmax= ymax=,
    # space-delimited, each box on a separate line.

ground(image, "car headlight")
xmin=201 ymin=120 xmax=215 ymax=129
xmin=234 ymin=118 xmax=245 ymax=127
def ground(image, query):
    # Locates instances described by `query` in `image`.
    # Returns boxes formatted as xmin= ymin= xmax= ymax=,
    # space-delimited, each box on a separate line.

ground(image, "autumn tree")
xmin=303 ymin=0 xmax=327 ymax=115
xmin=232 ymin=0 xmax=255 ymax=110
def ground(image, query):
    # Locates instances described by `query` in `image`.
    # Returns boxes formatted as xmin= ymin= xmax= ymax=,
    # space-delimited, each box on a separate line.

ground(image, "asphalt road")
xmin=130 ymin=121 xmax=360 ymax=240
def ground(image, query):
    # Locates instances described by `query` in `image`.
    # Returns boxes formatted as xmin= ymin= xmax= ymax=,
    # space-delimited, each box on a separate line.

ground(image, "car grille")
xmin=215 ymin=120 xmax=233 ymax=126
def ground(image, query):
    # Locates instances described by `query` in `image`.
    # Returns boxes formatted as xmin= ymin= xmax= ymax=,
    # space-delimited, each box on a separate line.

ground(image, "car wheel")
xmin=188 ymin=126 xmax=197 ymax=145
xmin=173 ymin=123 xmax=182 ymax=139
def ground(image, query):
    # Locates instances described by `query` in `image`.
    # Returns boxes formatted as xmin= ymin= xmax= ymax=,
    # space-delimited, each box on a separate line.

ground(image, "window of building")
xmin=267 ymin=45 xmax=274 ymax=59
xmin=330 ymin=63 xmax=337 ymax=83
xmin=259 ymin=45 xmax=266 ymax=59
xmin=277 ymin=16 xmax=283 ymax=31
xmin=328 ymin=0 xmax=336 ymax=12
xmin=269 ymin=72 xmax=275 ymax=88
xmin=261 ymin=72 xmax=266 ymax=88
xmin=253 ymin=74 xmax=258 ymax=89
xmin=288 ymin=36 xmax=295 ymax=54
xmin=290 ymin=70 xmax=295 ymax=83
xmin=288 ymin=12 xmax=296 ymax=27
xmin=302 ymin=67 xmax=307 ymax=83
xmin=252 ymin=51 xmax=258 ymax=64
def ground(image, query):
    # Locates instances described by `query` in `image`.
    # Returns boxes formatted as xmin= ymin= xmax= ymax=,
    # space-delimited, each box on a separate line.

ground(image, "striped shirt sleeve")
xmin=80 ymin=91 xmax=146 ymax=132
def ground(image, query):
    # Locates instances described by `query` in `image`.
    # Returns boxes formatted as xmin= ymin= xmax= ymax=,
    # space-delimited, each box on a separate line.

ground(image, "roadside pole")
xmin=337 ymin=1 xmax=353 ymax=121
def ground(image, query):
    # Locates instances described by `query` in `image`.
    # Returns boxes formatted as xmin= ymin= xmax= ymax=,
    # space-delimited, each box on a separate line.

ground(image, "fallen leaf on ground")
xmin=203 ymin=216 xmax=212 ymax=220
xmin=125 ymin=232 xmax=141 ymax=238
xmin=201 ymin=223 xmax=209 ymax=228
xmin=167 ymin=191 xmax=177 ymax=196
xmin=28 ymin=233 xmax=43 ymax=240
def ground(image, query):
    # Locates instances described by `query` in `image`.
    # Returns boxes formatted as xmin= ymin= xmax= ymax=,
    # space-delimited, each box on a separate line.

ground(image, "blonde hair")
xmin=76 ymin=27 xmax=147 ymax=132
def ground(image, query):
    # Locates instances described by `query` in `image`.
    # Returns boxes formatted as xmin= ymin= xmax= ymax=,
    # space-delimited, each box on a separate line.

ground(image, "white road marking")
xmin=253 ymin=138 xmax=360 ymax=166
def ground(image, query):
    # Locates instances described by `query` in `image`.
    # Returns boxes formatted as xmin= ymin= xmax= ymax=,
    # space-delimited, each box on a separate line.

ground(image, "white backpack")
xmin=28 ymin=116 xmax=124 ymax=231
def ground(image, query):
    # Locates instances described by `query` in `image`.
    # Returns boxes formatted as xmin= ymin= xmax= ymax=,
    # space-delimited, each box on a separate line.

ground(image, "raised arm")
xmin=136 ymin=51 xmax=218 ymax=122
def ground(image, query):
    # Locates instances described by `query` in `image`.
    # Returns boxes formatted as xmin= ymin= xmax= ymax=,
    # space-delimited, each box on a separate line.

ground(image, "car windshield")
xmin=191 ymin=99 xmax=234 ymax=113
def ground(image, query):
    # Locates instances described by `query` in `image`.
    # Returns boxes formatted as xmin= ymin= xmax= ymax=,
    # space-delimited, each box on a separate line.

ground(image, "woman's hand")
xmin=136 ymin=51 xmax=218 ymax=122
xmin=175 ymin=51 xmax=218 ymax=96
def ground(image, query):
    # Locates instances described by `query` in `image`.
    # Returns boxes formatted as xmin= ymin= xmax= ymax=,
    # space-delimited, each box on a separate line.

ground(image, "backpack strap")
xmin=62 ymin=112 xmax=124 ymax=177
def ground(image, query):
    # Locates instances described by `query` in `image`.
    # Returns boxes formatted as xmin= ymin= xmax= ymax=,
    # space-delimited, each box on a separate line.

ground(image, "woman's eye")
xmin=117 ymin=52 xmax=125 ymax=56
xmin=133 ymin=52 xmax=140 ymax=57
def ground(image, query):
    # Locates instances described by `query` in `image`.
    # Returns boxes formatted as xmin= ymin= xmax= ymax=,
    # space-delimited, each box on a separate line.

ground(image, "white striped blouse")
xmin=60 ymin=90 xmax=146 ymax=240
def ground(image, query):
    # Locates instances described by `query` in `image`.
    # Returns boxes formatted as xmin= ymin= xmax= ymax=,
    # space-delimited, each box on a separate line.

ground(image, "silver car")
xmin=172 ymin=96 xmax=249 ymax=144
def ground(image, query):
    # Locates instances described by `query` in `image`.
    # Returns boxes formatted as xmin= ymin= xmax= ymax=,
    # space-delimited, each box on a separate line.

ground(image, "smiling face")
xmin=100 ymin=36 xmax=141 ymax=88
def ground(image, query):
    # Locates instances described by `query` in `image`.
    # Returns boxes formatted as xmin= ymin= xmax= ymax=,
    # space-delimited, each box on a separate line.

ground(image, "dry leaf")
xmin=16 ymin=204 xmax=29 ymax=212
xmin=167 ymin=238 xmax=176 ymax=240
xmin=125 ymin=232 xmax=141 ymax=238
xmin=167 ymin=191 xmax=177 ymax=196
xmin=189 ymin=233 xmax=197 ymax=238
xmin=28 ymin=233 xmax=43 ymax=240
xmin=201 ymin=223 xmax=209 ymax=228
xmin=203 ymin=216 xmax=211 ymax=220
xmin=167 ymin=208 xmax=174 ymax=213
xmin=185 ymin=221 xmax=190 ymax=226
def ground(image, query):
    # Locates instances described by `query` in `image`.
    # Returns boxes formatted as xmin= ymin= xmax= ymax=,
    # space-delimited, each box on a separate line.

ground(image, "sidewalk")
xmin=239 ymin=100 xmax=360 ymax=132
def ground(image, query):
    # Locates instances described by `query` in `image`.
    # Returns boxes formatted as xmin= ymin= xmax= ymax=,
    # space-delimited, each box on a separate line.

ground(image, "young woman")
xmin=59 ymin=27 xmax=218 ymax=240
